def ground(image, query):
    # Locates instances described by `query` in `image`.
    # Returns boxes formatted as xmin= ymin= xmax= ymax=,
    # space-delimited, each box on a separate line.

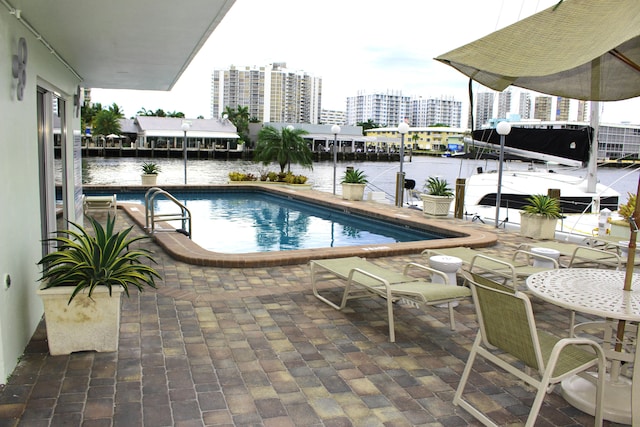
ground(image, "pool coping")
xmin=103 ymin=184 xmax=498 ymax=267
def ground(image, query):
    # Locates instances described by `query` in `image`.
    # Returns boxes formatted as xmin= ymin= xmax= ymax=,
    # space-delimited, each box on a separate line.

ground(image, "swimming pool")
xmin=81 ymin=184 xmax=496 ymax=267
xmin=88 ymin=188 xmax=446 ymax=253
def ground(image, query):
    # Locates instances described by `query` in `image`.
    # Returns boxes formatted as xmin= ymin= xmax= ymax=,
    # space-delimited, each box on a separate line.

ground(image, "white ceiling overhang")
xmin=4 ymin=0 xmax=236 ymax=90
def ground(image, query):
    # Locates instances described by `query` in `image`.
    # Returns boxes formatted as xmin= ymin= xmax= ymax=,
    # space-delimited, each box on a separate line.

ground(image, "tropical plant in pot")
xmin=520 ymin=194 xmax=562 ymax=240
xmin=421 ymin=177 xmax=454 ymax=216
xmin=608 ymin=192 xmax=636 ymax=237
xmin=141 ymin=161 xmax=160 ymax=186
xmin=37 ymin=215 xmax=161 ymax=355
xmin=341 ymin=168 xmax=368 ymax=201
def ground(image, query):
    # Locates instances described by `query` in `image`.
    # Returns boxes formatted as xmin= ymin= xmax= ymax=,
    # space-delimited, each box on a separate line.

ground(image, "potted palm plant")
xmin=141 ymin=161 xmax=160 ymax=186
xmin=609 ymin=193 xmax=636 ymax=237
xmin=37 ymin=215 xmax=161 ymax=355
xmin=341 ymin=168 xmax=368 ymax=201
xmin=420 ymin=177 xmax=454 ymax=216
xmin=520 ymin=194 xmax=562 ymax=239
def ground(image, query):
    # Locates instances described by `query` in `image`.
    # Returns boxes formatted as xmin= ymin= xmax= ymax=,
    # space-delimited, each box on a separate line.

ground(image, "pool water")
xmin=102 ymin=190 xmax=444 ymax=253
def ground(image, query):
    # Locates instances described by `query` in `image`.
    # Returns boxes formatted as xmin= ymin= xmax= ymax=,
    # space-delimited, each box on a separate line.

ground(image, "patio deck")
xmin=0 ymin=209 xmax=628 ymax=426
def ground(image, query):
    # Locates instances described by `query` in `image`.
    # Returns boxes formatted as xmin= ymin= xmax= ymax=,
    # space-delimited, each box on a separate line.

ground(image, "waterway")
xmin=68 ymin=156 xmax=640 ymax=203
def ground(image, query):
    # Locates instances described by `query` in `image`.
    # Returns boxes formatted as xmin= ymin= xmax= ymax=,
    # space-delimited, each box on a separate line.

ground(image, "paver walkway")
xmin=0 ymin=212 xmax=627 ymax=426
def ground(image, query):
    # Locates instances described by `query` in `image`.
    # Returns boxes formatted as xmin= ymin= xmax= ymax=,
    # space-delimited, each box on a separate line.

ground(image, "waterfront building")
xmin=475 ymin=92 xmax=495 ymax=128
xmin=518 ymin=92 xmax=532 ymax=119
xmin=410 ymin=96 xmax=462 ymax=128
xmin=346 ymin=91 xmax=411 ymax=127
xmin=211 ymin=63 xmax=322 ymax=124
xmin=320 ymin=109 xmax=346 ymax=125
xmin=556 ymin=96 xmax=571 ymax=121
xmin=534 ymin=96 xmax=553 ymax=120
xmin=365 ymin=126 xmax=466 ymax=152
xmin=496 ymin=90 xmax=512 ymax=119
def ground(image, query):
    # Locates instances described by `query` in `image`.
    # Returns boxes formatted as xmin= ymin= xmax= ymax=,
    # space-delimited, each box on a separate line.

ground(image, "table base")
xmin=561 ymin=373 xmax=632 ymax=425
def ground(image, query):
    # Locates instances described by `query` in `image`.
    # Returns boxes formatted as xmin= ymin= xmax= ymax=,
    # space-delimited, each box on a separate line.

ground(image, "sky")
xmin=90 ymin=0 xmax=640 ymax=126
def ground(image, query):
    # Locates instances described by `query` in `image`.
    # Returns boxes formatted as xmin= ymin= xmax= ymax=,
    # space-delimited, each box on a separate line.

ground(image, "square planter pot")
xmin=341 ymin=183 xmax=366 ymax=201
xmin=37 ymin=285 xmax=123 ymax=355
xmin=520 ymin=213 xmax=558 ymax=240
xmin=420 ymin=194 xmax=453 ymax=216
xmin=141 ymin=174 xmax=157 ymax=186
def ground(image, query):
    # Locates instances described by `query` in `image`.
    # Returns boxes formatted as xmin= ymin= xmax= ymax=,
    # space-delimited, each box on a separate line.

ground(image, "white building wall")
xmin=0 ymin=13 xmax=81 ymax=383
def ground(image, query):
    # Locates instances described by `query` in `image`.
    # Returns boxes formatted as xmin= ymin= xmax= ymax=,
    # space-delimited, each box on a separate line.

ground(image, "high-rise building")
xmin=534 ymin=96 xmax=552 ymax=121
xmin=576 ymin=100 xmax=589 ymax=122
xmin=346 ymin=91 xmax=411 ymax=127
xmin=410 ymin=96 xmax=462 ymax=127
xmin=211 ymin=63 xmax=322 ymax=124
xmin=320 ymin=109 xmax=346 ymax=125
xmin=518 ymin=92 xmax=532 ymax=119
xmin=475 ymin=92 xmax=495 ymax=128
xmin=496 ymin=90 xmax=512 ymax=119
xmin=555 ymin=96 xmax=571 ymax=121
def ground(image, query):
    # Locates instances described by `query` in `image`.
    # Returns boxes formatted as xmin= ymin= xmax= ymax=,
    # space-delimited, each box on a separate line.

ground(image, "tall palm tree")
xmin=93 ymin=110 xmax=122 ymax=136
xmin=254 ymin=126 xmax=311 ymax=173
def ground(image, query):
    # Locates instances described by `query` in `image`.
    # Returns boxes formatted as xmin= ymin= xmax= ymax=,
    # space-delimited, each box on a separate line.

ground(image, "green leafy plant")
xmin=228 ymin=172 xmax=257 ymax=181
xmin=141 ymin=162 xmax=161 ymax=175
xmin=619 ymin=192 xmax=636 ymax=220
xmin=341 ymin=168 xmax=368 ymax=184
xmin=522 ymin=194 xmax=562 ymax=219
xmin=37 ymin=215 xmax=161 ymax=304
xmin=424 ymin=177 xmax=453 ymax=197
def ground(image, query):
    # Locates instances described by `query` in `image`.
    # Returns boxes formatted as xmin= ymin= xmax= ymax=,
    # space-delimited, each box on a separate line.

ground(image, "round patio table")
xmin=526 ymin=268 xmax=640 ymax=425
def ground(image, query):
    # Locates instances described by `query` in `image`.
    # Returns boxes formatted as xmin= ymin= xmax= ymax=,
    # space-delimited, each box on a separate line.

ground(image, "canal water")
xmin=68 ymin=156 xmax=639 ymax=202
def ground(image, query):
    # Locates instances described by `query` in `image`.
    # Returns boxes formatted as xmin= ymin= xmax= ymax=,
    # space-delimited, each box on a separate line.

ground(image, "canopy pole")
xmin=615 ymin=174 xmax=640 ymax=354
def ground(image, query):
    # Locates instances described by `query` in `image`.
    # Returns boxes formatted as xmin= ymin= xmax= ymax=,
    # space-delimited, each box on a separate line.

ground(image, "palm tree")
xmin=254 ymin=126 xmax=311 ymax=173
xmin=93 ymin=110 xmax=122 ymax=136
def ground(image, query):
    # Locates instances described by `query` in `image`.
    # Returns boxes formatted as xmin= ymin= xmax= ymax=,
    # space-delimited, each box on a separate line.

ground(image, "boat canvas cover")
xmin=472 ymin=127 xmax=592 ymax=164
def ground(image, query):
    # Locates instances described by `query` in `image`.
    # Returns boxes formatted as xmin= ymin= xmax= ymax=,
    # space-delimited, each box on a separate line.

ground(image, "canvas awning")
xmin=435 ymin=0 xmax=640 ymax=101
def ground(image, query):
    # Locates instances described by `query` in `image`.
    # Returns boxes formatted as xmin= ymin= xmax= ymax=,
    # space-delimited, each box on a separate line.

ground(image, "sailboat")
xmin=461 ymin=123 xmax=621 ymax=236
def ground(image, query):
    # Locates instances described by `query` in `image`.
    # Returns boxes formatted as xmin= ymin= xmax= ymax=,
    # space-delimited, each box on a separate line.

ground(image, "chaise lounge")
xmin=310 ymin=256 xmax=471 ymax=342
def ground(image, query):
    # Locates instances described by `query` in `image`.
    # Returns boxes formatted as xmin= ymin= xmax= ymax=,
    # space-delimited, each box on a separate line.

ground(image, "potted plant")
xmin=420 ymin=177 xmax=454 ymax=216
xmin=141 ymin=161 xmax=160 ymax=186
xmin=520 ymin=194 xmax=562 ymax=239
xmin=609 ymin=193 xmax=636 ymax=237
xmin=37 ymin=215 xmax=161 ymax=355
xmin=341 ymin=168 xmax=368 ymax=201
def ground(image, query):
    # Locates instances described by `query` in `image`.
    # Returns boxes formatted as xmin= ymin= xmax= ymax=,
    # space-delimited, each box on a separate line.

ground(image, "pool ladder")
xmin=144 ymin=187 xmax=192 ymax=238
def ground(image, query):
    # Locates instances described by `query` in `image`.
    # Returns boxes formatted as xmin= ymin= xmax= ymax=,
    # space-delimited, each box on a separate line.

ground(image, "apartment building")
xmin=410 ymin=96 xmax=462 ymax=128
xmin=211 ymin=63 xmax=322 ymax=124
xmin=346 ymin=91 xmax=411 ymax=127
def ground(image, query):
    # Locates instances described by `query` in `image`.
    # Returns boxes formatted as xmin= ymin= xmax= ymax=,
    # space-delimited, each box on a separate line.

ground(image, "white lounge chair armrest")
xmin=403 ymin=262 xmax=449 ymax=285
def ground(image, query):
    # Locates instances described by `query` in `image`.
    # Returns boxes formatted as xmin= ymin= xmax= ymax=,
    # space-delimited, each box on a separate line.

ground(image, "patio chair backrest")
xmin=468 ymin=274 xmax=544 ymax=371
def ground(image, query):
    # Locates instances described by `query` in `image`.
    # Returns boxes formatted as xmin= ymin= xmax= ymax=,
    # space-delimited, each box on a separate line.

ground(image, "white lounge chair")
xmin=310 ymin=256 xmax=471 ymax=342
xmin=83 ymin=194 xmax=117 ymax=218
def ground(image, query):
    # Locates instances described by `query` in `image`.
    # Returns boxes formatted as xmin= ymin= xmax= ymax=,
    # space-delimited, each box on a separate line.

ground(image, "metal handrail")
xmin=144 ymin=187 xmax=192 ymax=238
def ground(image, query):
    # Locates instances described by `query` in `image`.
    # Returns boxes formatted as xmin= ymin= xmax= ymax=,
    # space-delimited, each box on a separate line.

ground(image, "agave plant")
xmin=38 ymin=215 xmax=160 ymax=304
xmin=141 ymin=162 xmax=161 ymax=174
xmin=424 ymin=177 xmax=453 ymax=197
xmin=341 ymin=168 xmax=368 ymax=184
xmin=618 ymin=192 xmax=636 ymax=220
xmin=522 ymin=194 xmax=562 ymax=219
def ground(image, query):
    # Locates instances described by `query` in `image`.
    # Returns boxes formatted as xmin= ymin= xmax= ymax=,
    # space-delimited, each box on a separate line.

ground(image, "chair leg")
xmin=385 ymin=293 xmax=396 ymax=342
xmin=447 ymin=302 xmax=456 ymax=330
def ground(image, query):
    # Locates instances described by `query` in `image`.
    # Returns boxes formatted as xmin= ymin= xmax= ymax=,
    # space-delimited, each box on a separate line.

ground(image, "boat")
xmin=459 ymin=125 xmax=621 ymax=239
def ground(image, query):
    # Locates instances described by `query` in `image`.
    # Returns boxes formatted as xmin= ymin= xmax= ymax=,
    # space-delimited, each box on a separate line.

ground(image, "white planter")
xmin=420 ymin=194 xmax=453 ymax=216
xmin=520 ymin=212 xmax=558 ymax=240
xmin=37 ymin=285 xmax=123 ymax=355
xmin=141 ymin=174 xmax=158 ymax=186
xmin=341 ymin=183 xmax=366 ymax=201
xmin=609 ymin=221 xmax=631 ymax=238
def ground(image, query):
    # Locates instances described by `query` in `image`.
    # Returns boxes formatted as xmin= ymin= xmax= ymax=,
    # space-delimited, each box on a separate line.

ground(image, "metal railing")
xmin=144 ymin=187 xmax=192 ymax=238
